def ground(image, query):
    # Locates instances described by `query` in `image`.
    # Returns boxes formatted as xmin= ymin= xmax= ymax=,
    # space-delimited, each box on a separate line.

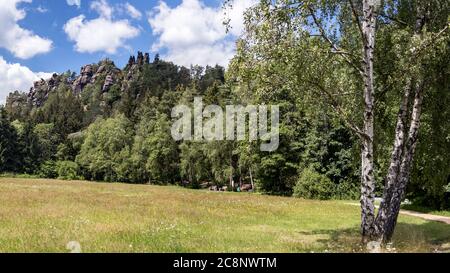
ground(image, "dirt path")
xmin=345 ymin=203 xmax=450 ymax=225
xmin=399 ymin=209 xmax=450 ymax=225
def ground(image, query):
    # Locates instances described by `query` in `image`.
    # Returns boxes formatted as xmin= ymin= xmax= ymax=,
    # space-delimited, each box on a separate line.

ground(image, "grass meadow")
xmin=0 ymin=178 xmax=449 ymax=253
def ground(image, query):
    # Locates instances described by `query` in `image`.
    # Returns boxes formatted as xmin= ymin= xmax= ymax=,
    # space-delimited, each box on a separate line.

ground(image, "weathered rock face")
xmin=102 ymin=75 xmax=115 ymax=92
xmin=6 ymin=91 xmax=28 ymax=108
xmin=137 ymin=52 xmax=144 ymax=66
xmin=125 ymin=51 xmax=150 ymax=81
xmin=47 ymin=73 xmax=61 ymax=90
xmin=127 ymin=56 xmax=136 ymax=68
xmin=97 ymin=65 xmax=105 ymax=74
xmin=71 ymin=59 xmax=123 ymax=93
xmin=5 ymin=91 xmax=29 ymax=119
xmin=100 ymin=60 xmax=121 ymax=92
xmin=28 ymin=73 xmax=61 ymax=107
xmin=72 ymin=65 xmax=94 ymax=94
xmin=127 ymin=51 xmax=150 ymax=68
xmin=11 ymin=52 xmax=152 ymax=108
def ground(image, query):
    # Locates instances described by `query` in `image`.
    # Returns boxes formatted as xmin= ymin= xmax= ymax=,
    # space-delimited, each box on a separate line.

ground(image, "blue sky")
xmin=0 ymin=0 xmax=255 ymax=104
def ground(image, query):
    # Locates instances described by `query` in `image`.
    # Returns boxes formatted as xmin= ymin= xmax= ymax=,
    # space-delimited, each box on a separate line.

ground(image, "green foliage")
xmin=293 ymin=167 xmax=336 ymax=200
xmin=335 ymin=180 xmax=361 ymax=200
xmin=104 ymin=84 xmax=122 ymax=106
xmin=56 ymin=161 xmax=81 ymax=180
xmin=204 ymin=141 xmax=235 ymax=187
xmin=33 ymin=88 xmax=84 ymax=138
xmin=140 ymin=58 xmax=191 ymax=96
xmin=16 ymin=121 xmax=41 ymax=174
xmin=179 ymin=142 xmax=209 ymax=187
xmin=144 ymin=115 xmax=179 ymax=183
xmin=76 ymin=114 xmax=133 ymax=182
xmin=33 ymin=123 xmax=59 ymax=161
xmin=80 ymin=84 xmax=105 ymax=125
xmin=38 ymin=161 xmax=58 ymax=179
xmin=0 ymin=108 xmax=20 ymax=172
xmin=256 ymin=153 xmax=296 ymax=196
xmin=407 ymin=36 xmax=450 ymax=209
xmin=130 ymin=113 xmax=179 ymax=183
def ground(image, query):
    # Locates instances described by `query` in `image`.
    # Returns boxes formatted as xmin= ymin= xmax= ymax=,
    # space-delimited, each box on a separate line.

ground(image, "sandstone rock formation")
xmin=28 ymin=73 xmax=61 ymax=107
xmin=102 ymin=75 xmax=115 ymax=92
xmin=6 ymin=52 xmax=152 ymax=109
xmin=72 ymin=65 xmax=94 ymax=94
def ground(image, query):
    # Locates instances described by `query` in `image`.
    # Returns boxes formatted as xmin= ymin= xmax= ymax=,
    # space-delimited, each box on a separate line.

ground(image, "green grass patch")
xmin=0 ymin=178 xmax=449 ymax=253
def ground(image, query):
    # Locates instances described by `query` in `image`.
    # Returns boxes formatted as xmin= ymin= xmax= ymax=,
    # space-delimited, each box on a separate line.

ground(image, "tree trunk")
xmin=375 ymin=3 xmax=428 ymax=243
xmin=249 ymin=167 xmax=255 ymax=191
xmin=375 ymin=79 xmax=412 ymax=237
xmin=239 ymin=165 xmax=243 ymax=188
xmin=381 ymin=82 xmax=424 ymax=242
xmin=360 ymin=0 xmax=378 ymax=241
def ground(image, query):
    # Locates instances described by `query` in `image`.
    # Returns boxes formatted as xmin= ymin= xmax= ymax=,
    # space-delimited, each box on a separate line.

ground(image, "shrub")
xmin=293 ymin=167 xmax=336 ymax=200
xmin=0 ymin=173 xmax=40 ymax=179
xmin=38 ymin=161 xmax=58 ymax=179
xmin=57 ymin=161 xmax=82 ymax=180
xmin=335 ymin=180 xmax=360 ymax=200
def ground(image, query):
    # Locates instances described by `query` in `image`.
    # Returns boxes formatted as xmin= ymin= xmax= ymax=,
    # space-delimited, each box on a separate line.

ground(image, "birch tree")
xmin=228 ymin=0 xmax=450 ymax=243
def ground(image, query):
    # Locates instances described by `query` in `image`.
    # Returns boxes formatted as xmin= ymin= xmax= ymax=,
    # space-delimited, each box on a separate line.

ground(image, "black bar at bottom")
xmin=0 ymin=253 xmax=446 ymax=272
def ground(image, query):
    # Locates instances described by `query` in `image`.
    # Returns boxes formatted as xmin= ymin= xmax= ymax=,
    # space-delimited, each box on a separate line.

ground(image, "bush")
xmin=38 ymin=161 xmax=58 ymax=179
xmin=0 ymin=173 xmax=40 ymax=179
xmin=293 ymin=167 xmax=336 ymax=200
xmin=335 ymin=180 xmax=360 ymax=200
xmin=57 ymin=161 xmax=82 ymax=180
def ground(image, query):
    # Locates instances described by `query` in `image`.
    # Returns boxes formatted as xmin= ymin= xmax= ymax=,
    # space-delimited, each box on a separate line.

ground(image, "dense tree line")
xmin=0 ymin=56 xmax=360 ymax=198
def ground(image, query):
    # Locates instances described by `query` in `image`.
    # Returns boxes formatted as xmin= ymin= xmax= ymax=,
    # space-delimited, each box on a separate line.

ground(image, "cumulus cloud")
xmin=148 ymin=0 xmax=256 ymax=67
xmin=122 ymin=2 xmax=142 ymax=20
xmin=64 ymin=0 xmax=140 ymax=54
xmin=0 ymin=56 xmax=53 ymax=105
xmin=66 ymin=0 xmax=81 ymax=8
xmin=90 ymin=0 xmax=113 ymax=19
xmin=0 ymin=0 xmax=53 ymax=59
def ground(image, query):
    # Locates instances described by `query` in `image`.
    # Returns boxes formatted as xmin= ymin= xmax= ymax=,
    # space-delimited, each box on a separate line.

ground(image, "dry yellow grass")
xmin=0 ymin=178 xmax=449 ymax=253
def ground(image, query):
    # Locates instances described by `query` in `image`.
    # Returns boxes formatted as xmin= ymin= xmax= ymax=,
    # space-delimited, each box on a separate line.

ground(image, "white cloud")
xmin=36 ymin=6 xmax=48 ymax=13
xmin=64 ymin=0 xmax=140 ymax=54
xmin=167 ymin=43 xmax=236 ymax=69
xmin=123 ymin=2 xmax=142 ymax=20
xmin=90 ymin=0 xmax=113 ymax=19
xmin=148 ymin=0 xmax=256 ymax=67
xmin=0 ymin=0 xmax=53 ymax=59
xmin=66 ymin=0 xmax=81 ymax=8
xmin=0 ymin=56 xmax=53 ymax=105
xmin=224 ymin=0 xmax=258 ymax=37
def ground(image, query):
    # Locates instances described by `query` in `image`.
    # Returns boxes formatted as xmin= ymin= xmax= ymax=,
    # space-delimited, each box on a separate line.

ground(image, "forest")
xmin=0 ymin=0 xmax=449 ymax=244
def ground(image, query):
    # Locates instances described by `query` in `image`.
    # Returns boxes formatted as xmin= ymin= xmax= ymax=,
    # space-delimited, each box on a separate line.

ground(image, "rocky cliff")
xmin=9 ymin=51 xmax=151 ymax=109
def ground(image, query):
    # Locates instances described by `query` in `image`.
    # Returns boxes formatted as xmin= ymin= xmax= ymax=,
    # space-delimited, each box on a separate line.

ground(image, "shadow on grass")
xmin=295 ymin=221 xmax=450 ymax=253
